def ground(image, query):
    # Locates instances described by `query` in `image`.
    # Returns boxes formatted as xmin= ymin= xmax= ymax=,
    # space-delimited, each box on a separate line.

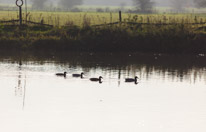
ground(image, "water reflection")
xmin=15 ymin=71 xmax=23 ymax=97
xmin=15 ymin=62 xmax=27 ymax=109
xmin=0 ymin=52 xmax=206 ymax=132
xmin=0 ymin=52 xmax=206 ymax=84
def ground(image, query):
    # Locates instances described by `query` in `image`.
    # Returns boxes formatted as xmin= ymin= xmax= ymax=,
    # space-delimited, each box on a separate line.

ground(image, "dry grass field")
xmin=1 ymin=11 xmax=206 ymax=27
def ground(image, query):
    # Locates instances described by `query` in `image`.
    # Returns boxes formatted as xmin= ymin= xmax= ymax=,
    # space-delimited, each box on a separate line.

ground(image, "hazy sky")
xmin=0 ymin=0 xmax=194 ymax=7
xmin=83 ymin=0 xmax=171 ymax=6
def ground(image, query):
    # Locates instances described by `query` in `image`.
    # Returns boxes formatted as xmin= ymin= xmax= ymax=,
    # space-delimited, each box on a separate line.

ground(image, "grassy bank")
xmin=0 ymin=22 xmax=206 ymax=54
xmin=2 ymin=11 xmax=206 ymax=26
xmin=1 ymin=12 xmax=206 ymax=54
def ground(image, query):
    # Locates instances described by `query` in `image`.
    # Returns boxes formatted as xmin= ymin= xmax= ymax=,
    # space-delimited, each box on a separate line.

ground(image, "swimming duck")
xmin=90 ymin=76 xmax=103 ymax=82
xmin=125 ymin=76 xmax=139 ymax=83
xmin=72 ymin=72 xmax=84 ymax=78
xmin=56 ymin=72 xmax=67 ymax=77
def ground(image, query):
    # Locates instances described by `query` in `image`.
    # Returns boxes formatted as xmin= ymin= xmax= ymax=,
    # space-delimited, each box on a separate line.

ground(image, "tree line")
xmin=31 ymin=0 xmax=83 ymax=10
xmin=133 ymin=0 xmax=206 ymax=13
xmin=31 ymin=0 xmax=206 ymax=12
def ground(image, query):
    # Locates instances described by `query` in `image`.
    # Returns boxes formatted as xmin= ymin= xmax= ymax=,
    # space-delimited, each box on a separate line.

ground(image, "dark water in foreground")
xmin=0 ymin=52 xmax=206 ymax=132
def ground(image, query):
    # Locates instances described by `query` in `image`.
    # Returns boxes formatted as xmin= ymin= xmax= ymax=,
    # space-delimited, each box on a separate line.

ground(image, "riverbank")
xmin=0 ymin=24 xmax=206 ymax=54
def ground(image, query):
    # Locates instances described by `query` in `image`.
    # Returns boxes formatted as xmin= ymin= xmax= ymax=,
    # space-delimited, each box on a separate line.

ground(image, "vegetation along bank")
xmin=1 ymin=13 xmax=206 ymax=54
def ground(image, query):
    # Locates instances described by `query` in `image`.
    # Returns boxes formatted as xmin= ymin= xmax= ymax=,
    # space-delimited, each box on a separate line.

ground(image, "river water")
xmin=0 ymin=52 xmax=206 ymax=132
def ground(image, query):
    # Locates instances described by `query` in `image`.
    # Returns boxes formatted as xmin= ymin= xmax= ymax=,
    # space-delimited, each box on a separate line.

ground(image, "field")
xmin=1 ymin=11 xmax=206 ymax=27
xmin=0 ymin=11 xmax=125 ymax=26
xmin=1 ymin=11 xmax=206 ymax=54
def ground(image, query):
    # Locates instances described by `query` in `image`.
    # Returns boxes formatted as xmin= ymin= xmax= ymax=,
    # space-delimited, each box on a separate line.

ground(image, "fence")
xmin=0 ymin=11 xmax=206 ymax=28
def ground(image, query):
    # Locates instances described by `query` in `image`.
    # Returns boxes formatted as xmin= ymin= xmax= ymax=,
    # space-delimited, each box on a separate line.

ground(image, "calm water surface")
xmin=0 ymin=53 xmax=206 ymax=132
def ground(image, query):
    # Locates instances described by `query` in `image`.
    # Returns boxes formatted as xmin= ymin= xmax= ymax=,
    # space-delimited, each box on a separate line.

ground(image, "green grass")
xmin=1 ymin=11 xmax=206 ymax=54
xmin=0 ymin=23 xmax=205 ymax=53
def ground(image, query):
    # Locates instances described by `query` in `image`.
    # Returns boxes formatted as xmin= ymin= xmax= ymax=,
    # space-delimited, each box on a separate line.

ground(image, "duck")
xmin=125 ymin=76 xmax=139 ymax=83
xmin=56 ymin=72 xmax=67 ymax=77
xmin=72 ymin=72 xmax=84 ymax=78
xmin=90 ymin=76 xmax=103 ymax=82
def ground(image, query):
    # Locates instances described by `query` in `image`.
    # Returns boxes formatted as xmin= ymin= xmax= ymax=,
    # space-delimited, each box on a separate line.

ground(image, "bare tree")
xmin=194 ymin=0 xmax=206 ymax=8
xmin=31 ymin=0 xmax=48 ymax=10
xmin=133 ymin=0 xmax=155 ymax=13
xmin=58 ymin=0 xmax=83 ymax=10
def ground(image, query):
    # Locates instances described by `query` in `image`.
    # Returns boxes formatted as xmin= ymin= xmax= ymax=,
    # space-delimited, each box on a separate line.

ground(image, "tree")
xmin=133 ymin=0 xmax=155 ymax=13
xmin=58 ymin=0 xmax=83 ymax=10
xmin=31 ymin=0 xmax=48 ymax=10
xmin=194 ymin=0 xmax=206 ymax=8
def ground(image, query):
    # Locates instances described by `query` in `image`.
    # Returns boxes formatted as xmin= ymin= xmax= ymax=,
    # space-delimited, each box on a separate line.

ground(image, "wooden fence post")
xmin=19 ymin=6 xmax=22 ymax=25
xmin=25 ymin=0 xmax=27 ymax=24
xmin=119 ymin=11 xmax=122 ymax=23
